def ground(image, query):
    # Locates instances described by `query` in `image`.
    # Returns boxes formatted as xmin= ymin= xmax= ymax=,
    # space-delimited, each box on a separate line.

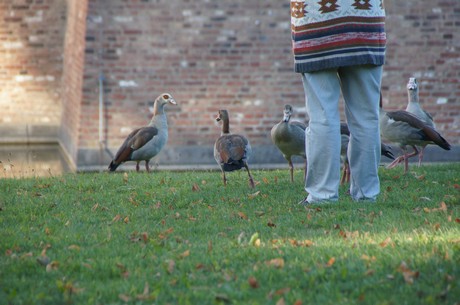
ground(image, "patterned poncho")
xmin=291 ymin=0 xmax=386 ymax=73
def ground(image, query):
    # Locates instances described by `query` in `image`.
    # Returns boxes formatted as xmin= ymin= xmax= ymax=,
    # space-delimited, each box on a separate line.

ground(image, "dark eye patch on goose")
xmin=163 ymin=94 xmax=170 ymax=99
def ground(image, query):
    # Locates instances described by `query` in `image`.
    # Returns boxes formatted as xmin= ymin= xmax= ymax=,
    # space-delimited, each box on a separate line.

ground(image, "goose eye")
xmin=162 ymin=94 xmax=169 ymax=99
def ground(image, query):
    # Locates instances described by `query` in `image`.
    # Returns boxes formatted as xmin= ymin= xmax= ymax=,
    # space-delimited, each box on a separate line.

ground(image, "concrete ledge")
xmin=75 ymin=144 xmax=460 ymax=172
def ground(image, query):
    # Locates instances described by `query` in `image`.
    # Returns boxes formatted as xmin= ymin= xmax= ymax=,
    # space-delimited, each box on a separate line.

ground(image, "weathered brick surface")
xmin=0 ymin=0 xmax=65 ymax=140
xmin=1 ymin=0 xmax=459 ymax=167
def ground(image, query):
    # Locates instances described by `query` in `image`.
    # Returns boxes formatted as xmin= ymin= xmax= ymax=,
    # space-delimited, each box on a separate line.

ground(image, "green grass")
xmin=1 ymin=163 xmax=459 ymax=305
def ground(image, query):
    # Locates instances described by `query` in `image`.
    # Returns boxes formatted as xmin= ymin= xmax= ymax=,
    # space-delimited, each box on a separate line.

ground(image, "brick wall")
xmin=0 ymin=0 xmax=66 ymax=142
xmin=59 ymin=0 xmax=89 ymax=168
xmin=382 ymin=0 xmax=460 ymax=143
xmin=1 ymin=0 xmax=459 ymax=168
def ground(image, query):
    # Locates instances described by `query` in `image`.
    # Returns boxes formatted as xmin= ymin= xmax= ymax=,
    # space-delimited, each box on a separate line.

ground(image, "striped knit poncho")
xmin=291 ymin=0 xmax=386 ymax=73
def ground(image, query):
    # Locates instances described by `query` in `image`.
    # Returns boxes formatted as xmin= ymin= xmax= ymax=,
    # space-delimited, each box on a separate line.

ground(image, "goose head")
xmin=282 ymin=105 xmax=293 ymax=122
xmin=215 ymin=109 xmax=229 ymax=123
xmin=406 ymin=78 xmax=419 ymax=101
xmin=406 ymin=77 xmax=418 ymax=91
xmin=156 ymin=93 xmax=177 ymax=106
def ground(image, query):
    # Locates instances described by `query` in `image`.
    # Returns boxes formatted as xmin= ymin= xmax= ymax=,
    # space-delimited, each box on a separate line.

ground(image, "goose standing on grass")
xmin=379 ymin=93 xmax=450 ymax=173
xmin=108 ymin=93 xmax=177 ymax=172
xmin=405 ymin=77 xmax=435 ymax=166
xmin=271 ymin=104 xmax=306 ymax=182
xmin=339 ymin=122 xmax=395 ymax=184
xmin=214 ymin=109 xmax=255 ymax=188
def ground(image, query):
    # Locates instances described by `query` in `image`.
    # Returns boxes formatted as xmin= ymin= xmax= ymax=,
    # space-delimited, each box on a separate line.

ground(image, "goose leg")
xmin=417 ymin=146 xmax=426 ymax=166
xmin=387 ymin=146 xmax=419 ymax=170
xmin=244 ymin=163 xmax=255 ymax=188
xmin=136 ymin=161 xmax=140 ymax=172
xmin=340 ymin=161 xmax=350 ymax=185
xmin=221 ymin=169 xmax=227 ymax=186
xmin=145 ymin=160 xmax=150 ymax=172
xmin=288 ymin=158 xmax=294 ymax=183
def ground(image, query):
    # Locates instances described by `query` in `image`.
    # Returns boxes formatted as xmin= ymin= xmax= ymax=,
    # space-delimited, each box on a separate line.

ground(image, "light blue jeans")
xmin=301 ymin=65 xmax=382 ymax=202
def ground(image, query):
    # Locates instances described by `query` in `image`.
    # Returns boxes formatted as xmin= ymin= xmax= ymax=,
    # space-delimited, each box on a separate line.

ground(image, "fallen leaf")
xmin=397 ymin=261 xmax=419 ymax=284
xmin=262 ymin=177 xmax=269 ymax=184
xmin=46 ymin=261 xmax=59 ymax=272
xmin=238 ymin=212 xmax=248 ymax=220
xmin=167 ymin=260 xmax=175 ymax=274
xmin=294 ymin=300 xmax=302 ymax=305
xmin=112 ymin=214 xmax=121 ymax=222
xmin=276 ymin=298 xmax=286 ymax=305
xmin=68 ymin=245 xmax=80 ymax=251
xmin=248 ymin=191 xmax=261 ymax=199
xmin=248 ymin=276 xmax=259 ymax=288
xmin=379 ymin=237 xmax=394 ymax=248
xmin=267 ymin=221 xmax=276 ymax=228
xmin=191 ymin=183 xmax=201 ymax=192
xmin=326 ymin=257 xmax=335 ymax=267
xmin=267 ymin=258 xmax=285 ymax=269
xmin=119 ymin=294 xmax=131 ymax=302
xmin=123 ymin=172 xmax=128 ymax=183
xmin=180 ymin=250 xmax=190 ymax=259
xmin=249 ymin=232 xmax=259 ymax=245
xmin=123 ymin=216 xmax=130 ymax=224
xmin=141 ymin=232 xmax=149 ymax=243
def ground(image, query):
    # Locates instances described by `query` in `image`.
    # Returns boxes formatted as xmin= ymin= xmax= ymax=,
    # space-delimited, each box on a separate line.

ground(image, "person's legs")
xmin=301 ymin=70 xmax=341 ymax=203
xmin=339 ymin=65 xmax=382 ymax=201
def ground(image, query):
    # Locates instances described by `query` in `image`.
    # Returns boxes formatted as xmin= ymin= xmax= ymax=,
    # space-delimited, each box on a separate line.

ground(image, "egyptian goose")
xmin=405 ymin=77 xmax=435 ymax=166
xmin=214 ymin=110 xmax=255 ymax=188
xmin=339 ymin=122 xmax=395 ymax=184
xmin=108 ymin=93 xmax=176 ymax=172
xmin=379 ymin=93 xmax=450 ymax=173
xmin=270 ymin=104 xmax=306 ymax=182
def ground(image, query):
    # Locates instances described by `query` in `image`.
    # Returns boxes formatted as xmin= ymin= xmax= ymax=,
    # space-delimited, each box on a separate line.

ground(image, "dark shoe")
xmin=298 ymin=197 xmax=311 ymax=206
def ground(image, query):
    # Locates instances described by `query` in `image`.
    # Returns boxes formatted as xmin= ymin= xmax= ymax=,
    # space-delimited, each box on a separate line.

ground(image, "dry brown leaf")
xmin=267 ymin=258 xmax=285 ymax=269
xmin=238 ymin=212 xmax=248 ymax=220
xmin=91 ymin=203 xmax=99 ymax=211
xmin=180 ymin=249 xmax=190 ymax=259
xmin=248 ymin=191 xmax=261 ymax=199
xmin=41 ymin=244 xmax=51 ymax=257
xmin=397 ymin=261 xmax=419 ymax=285
xmin=267 ymin=221 xmax=276 ymax=228
xmin=46 ymin=261 xmax=59 ymax=272
xmin=123 ymin=216 xmax=130 ymax=224
xmin=112 ymin=214 xmax=121 ymax=222
xmin=293 ymin=300 xmax=303 ymax=305
xmin=379 ymin=237 xmax=394 ymax=248
xmin=167 ymin=260 xmax=175 ymax=274
xmin=68 ymin=245 xmax=80 ymax=251
xmin=136 ymin=282 xmax=153 ymax=300
xmin=276 ymin=297 xmax=286 ymax=305
xmin=119 ymin=294 xmax=130 ymax=302
xmin=262 ymin=177 xmax=269 ymax=184
xmin=123 ymin=172 xmax=128 ymax=183
xmin=248 ymin=276 xmax=259 ymax=288
xmin=191 ymin=183 xmax=201 ymax=192
xmin=141 ymin=232 xmax=149 ymax=243
xmin=326 ymin=257 xmax=336 ymax=267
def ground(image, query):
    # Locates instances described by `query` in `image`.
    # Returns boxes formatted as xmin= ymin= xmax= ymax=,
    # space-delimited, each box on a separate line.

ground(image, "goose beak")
xmin=169 ymin=98 xmax=177 ymax=105
xmin=407 ymin=78 xmax=417 ymax=90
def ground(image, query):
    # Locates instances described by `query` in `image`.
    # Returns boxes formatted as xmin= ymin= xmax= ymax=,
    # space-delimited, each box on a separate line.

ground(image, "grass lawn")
xmin=1 ymin=163 xmax=459 ymax=304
